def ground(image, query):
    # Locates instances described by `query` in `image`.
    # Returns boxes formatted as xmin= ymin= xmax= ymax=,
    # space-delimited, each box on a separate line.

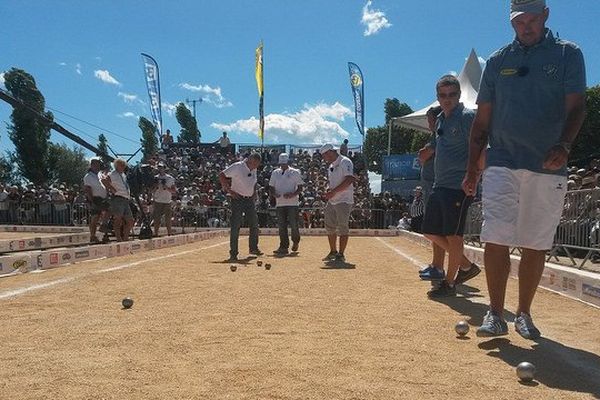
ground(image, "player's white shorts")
xmin=481 ymin=167 xmax=567 ymax=251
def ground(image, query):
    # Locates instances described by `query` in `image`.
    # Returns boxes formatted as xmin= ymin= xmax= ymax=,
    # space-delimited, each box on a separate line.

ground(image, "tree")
xmin=47 ymin=143 xmax=89 ymax=186
xmin=97 ymin=133 xmax=111 ymax=164
xmin=571 ymin=85 xmax=600 ymax=163
xmin=175 ymin=102 xmax=201 ymax=143
xmin=0 ymin=153 xmax=17 ymax=184
xmin=363 ymin=99 xmax=417 ymax=173
xmin=138 ymin=117 xmax=158 ymax=162
xmin=4 ymin=68 xmax=52 ymax=185
xmin=384 ymin=98 xmax=413 ymax=124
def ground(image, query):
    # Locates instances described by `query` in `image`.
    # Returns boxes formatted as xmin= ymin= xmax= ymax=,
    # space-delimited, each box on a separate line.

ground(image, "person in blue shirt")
xmin=463 ymin=0 xmax=586 ymax=339
xmin=421 ymin=75 xmax=481 ymax=298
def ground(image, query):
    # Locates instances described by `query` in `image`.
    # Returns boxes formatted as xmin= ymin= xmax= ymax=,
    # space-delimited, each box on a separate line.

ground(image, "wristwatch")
xmin=557 ymin=141 xmax=572 ymax=154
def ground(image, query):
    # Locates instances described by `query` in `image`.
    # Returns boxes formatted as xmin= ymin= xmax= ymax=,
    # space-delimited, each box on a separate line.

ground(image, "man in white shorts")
xmin=463 ymin=0 xmax=586 ymax=339
xmin=320 ymin=143 xmax=355 ymax=262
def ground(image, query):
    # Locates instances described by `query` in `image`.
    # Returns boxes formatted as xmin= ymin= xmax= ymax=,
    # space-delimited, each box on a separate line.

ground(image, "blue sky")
xmin=1 ymin=0 xmax=599 ymax=160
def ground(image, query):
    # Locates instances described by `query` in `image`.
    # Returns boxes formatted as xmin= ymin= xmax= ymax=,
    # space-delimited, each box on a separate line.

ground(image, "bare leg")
xmin=484 ymin=243 xmax=511 ymax=315
xmin=516 ymin=248 xmax=546 ymax=315
xmin=90 ymin=214 xmax=100 ymax=240
xmin=123 ymin=218 xmax=134 ymax=241
xmin=431 ymin=243 xmax=445 ymax=268
xmin=327 ymin=235 xmax=337 ymax=253
xmin=339 ymin=235 xmax=349 ymax=254
xmin=153 ymin=216 xmax=161 ymax=237
xmin=113 ymin=217 xmax=123 ymax=242
xmin=424 ymin=234 xmax=472 ymax=269
xmin=445 ymin=236 xmax=464 ymax=285
xmin=166 ymin=214 xmax=172 ymax=235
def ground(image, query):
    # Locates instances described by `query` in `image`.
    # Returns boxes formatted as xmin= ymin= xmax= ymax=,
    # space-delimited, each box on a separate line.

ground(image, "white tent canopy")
xmin=397 ymin=49 xmax=483 ymax=133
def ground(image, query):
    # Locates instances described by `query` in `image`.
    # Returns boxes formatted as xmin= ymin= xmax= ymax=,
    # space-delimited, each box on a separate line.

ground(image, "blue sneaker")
xmin=419 ymin=265 xmax=435 ymax=276
xmin=514 ymin=313 xmax=541 ymax=340
xmin=420 ymin=267 xmax=445 ymax=281
xmin=476 ymin=311 xmax=508 ymax=337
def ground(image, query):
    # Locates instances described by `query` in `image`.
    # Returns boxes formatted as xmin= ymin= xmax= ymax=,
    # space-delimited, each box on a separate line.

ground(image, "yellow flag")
xmin=255 ymin=41 xmax=264 ymax=140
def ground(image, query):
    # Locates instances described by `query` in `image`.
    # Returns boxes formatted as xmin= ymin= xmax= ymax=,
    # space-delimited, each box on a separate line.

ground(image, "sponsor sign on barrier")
xmin=0 ymin=254 xmax=34 ymax=275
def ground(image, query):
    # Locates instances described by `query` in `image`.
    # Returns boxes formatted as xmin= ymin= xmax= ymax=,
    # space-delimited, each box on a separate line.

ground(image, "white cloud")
xmin=361 ymin=1 xmax=392 ymax=36
xmin=59 ymin=62 xmax=67 ymax=66
xmin=94 ymin=69 xmax=121 ymax=86
xmin=118 ymin=91 xmax=144 ymax=105
xmin=0 ymin=72 xmax=5 ymax=88
xmin=210 ymin=102 xmax=352 ymax=143
xmin=75 ymin=63 xmax=82 ymax=75
xmin=117 ymin=112 xmax=137 ymax=119
xmin=179 ymin=82 xmax=233 ymax=108
xmin=162 ymin=102 xmax=180 ymax=116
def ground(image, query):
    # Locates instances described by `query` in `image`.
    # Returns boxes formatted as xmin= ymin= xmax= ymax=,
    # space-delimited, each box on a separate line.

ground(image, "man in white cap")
xmin=269 ymin=153 xmax=304 ymax=255
xmin=219 ymin=152 xmax=263 ymax=261
xmin=152 ymin=162 xmax=176 ymax=236
xmin=463 ymin=0 xmax=586 ymax=338
xmin=320 ymin=143 xmax=355 ymax=262
xmin=83 ymin=157 xmax=109 ymax=243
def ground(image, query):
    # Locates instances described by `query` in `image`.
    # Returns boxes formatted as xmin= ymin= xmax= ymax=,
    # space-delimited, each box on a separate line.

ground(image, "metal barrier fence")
xmin=0 ymin=201 xmax=83 ymax=226
xmin=463 ymin=189 xmax=600 ymax=269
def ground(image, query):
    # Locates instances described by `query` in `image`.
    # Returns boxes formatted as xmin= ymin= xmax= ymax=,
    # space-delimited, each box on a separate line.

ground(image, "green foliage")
xmin=4 ymin=68 xmax=52 ymax=185
xmin=384 ymin=98 xmax=413 ymax=124
xmin=0 ymin=153 xmax=17 ymax=184
xmin=175 ymin=102 xmax=201 ymax=143
xmin=47 ymin=143 xmax=89 ymax=186
xmin=138 ymin=116 xmax=159 ymax=162
xmin=410 ymin=131 xmax=433 ymax=153
xmin=572 ymin=85 xmax=600 ymax=163
xmin=96 ymin=133 xmax=111 ymax=164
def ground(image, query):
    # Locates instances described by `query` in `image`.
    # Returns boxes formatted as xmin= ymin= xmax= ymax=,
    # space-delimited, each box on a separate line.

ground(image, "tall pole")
xmin=185 ymin=97 xmax=202 ymax=119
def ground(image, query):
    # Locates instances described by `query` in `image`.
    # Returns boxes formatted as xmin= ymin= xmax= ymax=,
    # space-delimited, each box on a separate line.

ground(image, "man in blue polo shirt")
xmin=463 ymin=0 xmax=586 ymax=339
xmin=421 ymin=75 xmax=480 ymax=297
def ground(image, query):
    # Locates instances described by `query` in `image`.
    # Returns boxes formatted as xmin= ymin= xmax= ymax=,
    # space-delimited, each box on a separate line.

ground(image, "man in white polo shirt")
xmin=219 ymin=152 xmax=263 ymax=261
xmin=83 ymin=157 xmax=109 ymax=243
xmin=320 ymin=143 xmax=355 ymax=262
xmin=102 ymin=158 xmax=134 ymax=242
xmin=152 ymin=162 xmax=176 ymax=237
xmin=269 ymin=153 xmax=304 ymax=255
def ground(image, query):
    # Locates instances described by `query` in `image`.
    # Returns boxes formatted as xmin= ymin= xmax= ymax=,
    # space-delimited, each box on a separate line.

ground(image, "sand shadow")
xmin=478 ymin=338 xmax=600 ymax=398
xmin=321 ymin=260 xmax=356 ymax=270
xmin=212 ymin=257 xmax=253 ymax=265
xmin=429 ymin=295 xmax=515 ymax=326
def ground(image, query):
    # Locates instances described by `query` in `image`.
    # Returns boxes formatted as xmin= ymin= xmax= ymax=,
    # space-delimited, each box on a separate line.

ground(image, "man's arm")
xmin=219 ymin=172 xmax=240 ymax=199
xmin=324 ymin=176 xmax=355 ymax=200
xmin=462 ymin=102 xmax=492 ymax=195
xmin=101 ymin=175 xmax=117 ymax=195
xmin=284 ymin=184 xmax=303 ymax=199
xmin=543 ymin=93 xmax=586 ymax=170
xmin=83 ymin=185 xmax=94 ymax=202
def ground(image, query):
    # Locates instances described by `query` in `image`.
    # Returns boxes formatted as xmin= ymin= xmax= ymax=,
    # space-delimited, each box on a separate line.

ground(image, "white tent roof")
xmin=397 ymin=49 xmax=482 ymax=133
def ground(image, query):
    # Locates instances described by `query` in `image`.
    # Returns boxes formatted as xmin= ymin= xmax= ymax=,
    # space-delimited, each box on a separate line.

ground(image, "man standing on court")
xmin=219 ymin=152 xmax=263 ymax=261
xmin=421 ymin=75 xmax=480 ymax=297
xmin=320 ymin=144 xmax=355 ymax=262
xmin=83 ymin=158 xmax=109 ymax=243
xmin=102 ymin=158 xmax=134 ymax=242
xmin=269 ymin=153 xmax=304 ymax=255
xmin=463 ymin=0 xmax=586 ymax=338
xmin=152 ymin=162 xmax=176 ymax=237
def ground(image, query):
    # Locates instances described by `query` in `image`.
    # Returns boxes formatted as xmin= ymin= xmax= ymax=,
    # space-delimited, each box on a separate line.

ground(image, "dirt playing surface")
xmin=1 ymin=235 xmax=599 ymax=399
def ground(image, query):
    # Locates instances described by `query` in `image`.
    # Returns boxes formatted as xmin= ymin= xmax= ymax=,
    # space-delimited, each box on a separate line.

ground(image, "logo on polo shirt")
xmin=543 ymin=64 xmax=558 ymax=77
xmin=500 ymin=68 xmax=518 ymax=76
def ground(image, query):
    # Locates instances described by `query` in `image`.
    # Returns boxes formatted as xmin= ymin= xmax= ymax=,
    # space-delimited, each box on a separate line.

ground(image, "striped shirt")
xmin=410 ymin=198 xmax=425 ymax=218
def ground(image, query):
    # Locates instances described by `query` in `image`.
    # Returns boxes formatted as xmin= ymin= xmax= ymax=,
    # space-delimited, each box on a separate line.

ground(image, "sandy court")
xmin=0 ymin=235 xmax=599 ymax=399
xmin=0 ymin=231 xmax=72 ymax=240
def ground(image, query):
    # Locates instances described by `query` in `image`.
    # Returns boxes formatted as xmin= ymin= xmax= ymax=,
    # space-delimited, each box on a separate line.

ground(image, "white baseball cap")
xmin=319 ymin=143 xmax=337 ymax=154
xmin=278 ymin=153 xmax=290 ymax=164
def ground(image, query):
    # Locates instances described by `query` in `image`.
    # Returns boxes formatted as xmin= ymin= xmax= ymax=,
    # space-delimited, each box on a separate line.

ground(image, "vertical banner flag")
xmin=255 ymin=42 xmax=264 ymax=142
xmin=141 ymin=53 xmax=163 ymax=139
xmin=348 ymin=62 xmax=365 ymax=136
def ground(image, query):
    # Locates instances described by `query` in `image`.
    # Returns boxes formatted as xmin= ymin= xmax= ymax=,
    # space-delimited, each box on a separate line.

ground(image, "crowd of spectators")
xmin=567 ymin=159 xmax=600 ymax=191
